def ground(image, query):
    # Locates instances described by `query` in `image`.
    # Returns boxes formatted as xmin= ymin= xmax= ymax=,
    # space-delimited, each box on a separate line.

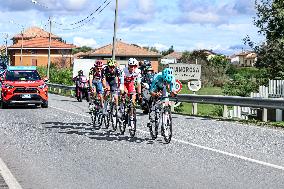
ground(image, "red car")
xmin=0 ymin=66 xmax=48 ymax=108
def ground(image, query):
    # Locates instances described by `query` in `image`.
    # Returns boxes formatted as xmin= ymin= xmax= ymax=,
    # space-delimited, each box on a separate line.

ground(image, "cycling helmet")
xmin=107 ymin=59 xmax=116 ymax=67
xmin=128 ymin=58 xmax=138 ymax=66
xmin=78 ymin=70 xmax=83 ymax=76
xmin=162 ymin=68 xmax=173 ymax=83
xmin=146 ymin=66 xmax=154 ymax=71
xmin=143 ymin=60 xmax=151 ymax=66
xmin=95 ymin=60 xmax=103 ymax=67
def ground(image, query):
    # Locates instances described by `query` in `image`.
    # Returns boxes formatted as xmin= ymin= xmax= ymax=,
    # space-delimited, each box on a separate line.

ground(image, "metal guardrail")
xmin=47 ymin=83 xmax=75 ymax=90
xmin=47 ymin=83 xmax=284 ymax=121
xmin=47 ymin=83 xmax=75 ymax=96
xmin=177 ymin=94 xmax=284 ymax=110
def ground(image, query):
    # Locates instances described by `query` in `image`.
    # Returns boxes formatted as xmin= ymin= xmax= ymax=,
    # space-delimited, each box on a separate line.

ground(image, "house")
xmin=162 ymin=51 xmax=183 ymax=64
xmin=230 ymin=51 xmax=257 ymax=67
xmin=8 ymin=27 xmax=76 ymax=67
xmin=78 ymin=40 xmax=162 ymax=72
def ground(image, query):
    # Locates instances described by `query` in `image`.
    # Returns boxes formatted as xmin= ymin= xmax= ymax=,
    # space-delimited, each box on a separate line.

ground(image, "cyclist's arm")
xmin=136 ymin=72 xmax=142 ymax=94
xmin=120 ymin=71 xmax=125 ymax=91
xmin=89 ymin=69 xmax=94 ymax=88
xmin=169 ymin=77 xmax=177 ymax=96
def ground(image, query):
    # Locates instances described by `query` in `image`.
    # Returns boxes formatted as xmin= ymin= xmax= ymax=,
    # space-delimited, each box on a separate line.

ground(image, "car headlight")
xmin=38 ymin=84 xmax=47 ymax=89
xmin=4 ymin=84 xmax=14 ymax=89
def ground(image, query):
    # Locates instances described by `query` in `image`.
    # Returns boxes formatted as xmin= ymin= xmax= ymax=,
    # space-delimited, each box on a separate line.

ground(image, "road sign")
xmin=175 ymin=79 xmax=182 ymax=93
xmin=161 ymin=59 xmax=177 ymax=64
xmin=188 ymin=80 xmax=201 ymax=92
xmin=169 ymin=64 xmax=201 ymax=80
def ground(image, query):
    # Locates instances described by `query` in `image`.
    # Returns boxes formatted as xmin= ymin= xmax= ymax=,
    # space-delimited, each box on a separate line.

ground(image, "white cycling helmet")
xmin=128 ymin=58 xmax=138 ymax=66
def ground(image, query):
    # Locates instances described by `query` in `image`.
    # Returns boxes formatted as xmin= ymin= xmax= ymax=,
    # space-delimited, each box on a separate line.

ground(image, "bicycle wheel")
xmin=149 ymin=108 xmax=158 ymax=139
xmin=118 ymin=102 xmax=127 ymax=135
xmin=128 ymin=105 xmax=137 ymax=138
xmin=110 ymin=105 xmax=118 ymax=131
xmin=161 ymin=106 xmax=172 ymax=144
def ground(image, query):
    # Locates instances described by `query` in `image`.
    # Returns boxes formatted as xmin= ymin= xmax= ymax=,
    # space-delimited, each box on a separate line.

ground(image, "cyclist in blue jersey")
xmin=150 ymin=68 xmax=176 ymax=98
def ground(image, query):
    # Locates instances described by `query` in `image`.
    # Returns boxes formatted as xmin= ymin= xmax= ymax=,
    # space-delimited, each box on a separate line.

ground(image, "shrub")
xmin=37 ymin=64 xmax=73 ymax=86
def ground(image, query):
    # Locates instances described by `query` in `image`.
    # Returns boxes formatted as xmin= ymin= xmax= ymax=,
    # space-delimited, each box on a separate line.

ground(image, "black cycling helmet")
xmin=78 ymin=70 xmax=83 ymax=76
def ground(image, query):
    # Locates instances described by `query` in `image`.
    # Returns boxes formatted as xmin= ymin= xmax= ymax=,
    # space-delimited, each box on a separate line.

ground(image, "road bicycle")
xmin=148 ymin=88 xmax=177 ymax=143
xmin=118 ymin=92 xmax=137 ymax=138
xmin=104 ymin=90 xmax=118 ymax=131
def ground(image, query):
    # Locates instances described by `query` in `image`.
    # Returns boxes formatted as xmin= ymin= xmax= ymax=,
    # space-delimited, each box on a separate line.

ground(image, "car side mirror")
xmin=43 ymin=77 xmax=49 ymax=82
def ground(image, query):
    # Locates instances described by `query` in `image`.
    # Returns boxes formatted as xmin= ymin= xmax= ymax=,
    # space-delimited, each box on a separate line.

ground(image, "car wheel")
xmin=1 ymin=101 xmax=8 ymax=109
xmin=41 ymin=101 xmax=48 ymax=108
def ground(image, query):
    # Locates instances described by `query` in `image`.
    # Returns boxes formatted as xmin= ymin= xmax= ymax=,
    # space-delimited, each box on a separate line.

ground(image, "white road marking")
xmin=50 ymin=105 xmax=284 ymax=171
xmin=0 ymin=157 xmax=22 ymax=189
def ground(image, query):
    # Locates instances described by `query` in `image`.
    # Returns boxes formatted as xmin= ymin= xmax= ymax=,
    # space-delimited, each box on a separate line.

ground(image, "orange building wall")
xmin=9 ymin=49 xmax=73 ymax=67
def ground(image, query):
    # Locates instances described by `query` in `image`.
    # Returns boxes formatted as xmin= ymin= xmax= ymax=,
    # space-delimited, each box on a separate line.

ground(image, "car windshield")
xmin=5 ymin=70 xmax=41 ymax=81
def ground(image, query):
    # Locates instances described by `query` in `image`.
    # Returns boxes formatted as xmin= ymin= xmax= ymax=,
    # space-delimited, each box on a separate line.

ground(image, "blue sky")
xmin=0 ymin=0 xmax=263 ymax=55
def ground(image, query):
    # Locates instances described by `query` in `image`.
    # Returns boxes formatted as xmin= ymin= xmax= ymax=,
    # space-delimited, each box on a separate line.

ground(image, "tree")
xmin=245 ymin=0 xmax=284 ymax=79
xmin=161 ymin=45 xmax=174 ymax=56
xmin=143 ymin=46 xmax=159 ymax=53
xmin=72 ymin=46 xmax=93 ymax=54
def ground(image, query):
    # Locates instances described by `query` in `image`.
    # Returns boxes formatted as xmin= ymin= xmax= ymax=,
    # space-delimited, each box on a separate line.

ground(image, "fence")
xmin=228 ymin=80 xmax=284 ymax=121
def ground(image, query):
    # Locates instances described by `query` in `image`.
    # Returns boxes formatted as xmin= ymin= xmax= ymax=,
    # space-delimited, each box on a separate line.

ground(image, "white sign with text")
xmin=169 ymin=63 xmax=201 ymax=80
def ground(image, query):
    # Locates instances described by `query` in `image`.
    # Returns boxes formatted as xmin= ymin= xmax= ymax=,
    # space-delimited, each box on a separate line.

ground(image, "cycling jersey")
xmin=89 ymin=67 xmax=104 ymax=81
xmin=89 ymin=67 xmax=104 ymax=94
xmin=102 ymin=66 xmax=121 ymax=94
xmin=121 ymin=67 xmax=141 ymax=94
xmin=121 ymin=67 xmax=141 ymax=84
xmin=150 ymin=72 xmax=176 ymax=93
xmin=102 ymin=66 xmax=121 ymax=82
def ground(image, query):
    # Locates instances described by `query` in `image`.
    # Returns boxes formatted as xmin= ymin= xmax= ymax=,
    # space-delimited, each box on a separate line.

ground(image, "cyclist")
xmin=120 ymin=58 xmax=142 ymax=104
xmin=73 ymin=70 xmax=87 ymax=98
xmin=139 ymin=59 xmax=152 ymax=77
xmin=89 ymin=60 xmax=105 ymax=109
xmin=142 ymin=66 xmax=155 ymax=84
xmin=102 ymin=59 xmax=121 ymax=112
xmin=150 ymin=68 xmax=177 ymax=98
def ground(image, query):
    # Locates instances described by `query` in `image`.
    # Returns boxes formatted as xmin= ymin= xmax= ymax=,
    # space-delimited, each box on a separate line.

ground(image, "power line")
xmin=52 ymin=0 xmax=108 ymax=26
xmin=53 ymin=1 xmax=111 ymax=31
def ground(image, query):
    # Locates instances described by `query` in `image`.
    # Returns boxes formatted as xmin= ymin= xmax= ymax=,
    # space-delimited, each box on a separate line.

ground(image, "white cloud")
xmin=73 ymin=37 xmax=98 ymax=48
xmin=138 ymin=0 xmax=154 ymax=14
xmin=153 ymin=43 xmax=168 ymax=51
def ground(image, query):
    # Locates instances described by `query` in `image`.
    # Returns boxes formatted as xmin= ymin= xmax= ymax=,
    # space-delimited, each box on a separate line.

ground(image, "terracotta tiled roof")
xmin=8 ymin=37 xmax=76 ymax=49
xmin=246 ymin=53 xmax=257 ymax=59
xmin=12 ymin=27 xmax=61 ymax=40
xmin=236 ymin=51 xmax=255 ymax=56
xmin=84 ymin=41 xmax=162 ymax=57
xmin=163 ymin=51 xmax=183 ymax=59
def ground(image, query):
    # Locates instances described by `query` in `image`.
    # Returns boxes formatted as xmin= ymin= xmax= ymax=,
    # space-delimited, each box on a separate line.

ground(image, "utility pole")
xmin=4 ymin=34 xmax=8 ymax=56
xmin=111 ymin=0 xmax=118 ymax=60
xmin=20 ymin=28 xmax=24 ymax=65
xmin=47 ymin=16 xmax=51 ymax=79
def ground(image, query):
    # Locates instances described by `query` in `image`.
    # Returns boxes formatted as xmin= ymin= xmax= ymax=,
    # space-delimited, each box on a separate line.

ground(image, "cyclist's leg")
xmin=127 ymin=82 xmax=136 ymax=104
xmin=96 ymin=81 xmax=104 ymax=108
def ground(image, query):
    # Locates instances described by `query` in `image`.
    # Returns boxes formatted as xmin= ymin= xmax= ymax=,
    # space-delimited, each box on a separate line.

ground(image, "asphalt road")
xmin=0 ymin=93 xmax=284 ymax=189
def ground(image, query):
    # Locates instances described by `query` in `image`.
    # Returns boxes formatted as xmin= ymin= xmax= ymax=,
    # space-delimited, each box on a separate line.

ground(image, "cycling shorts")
xmin=92 ymin=80 xmax=104 ymax=94
xmin=124 ymin=82 xmax=136 ymax=94
xmin=106 ymin=79 xmax=118 ymax=95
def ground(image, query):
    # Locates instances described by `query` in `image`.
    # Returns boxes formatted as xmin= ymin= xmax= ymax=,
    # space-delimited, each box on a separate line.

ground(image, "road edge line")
xmin=0 ymin=157 xmax=22 ymax=189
